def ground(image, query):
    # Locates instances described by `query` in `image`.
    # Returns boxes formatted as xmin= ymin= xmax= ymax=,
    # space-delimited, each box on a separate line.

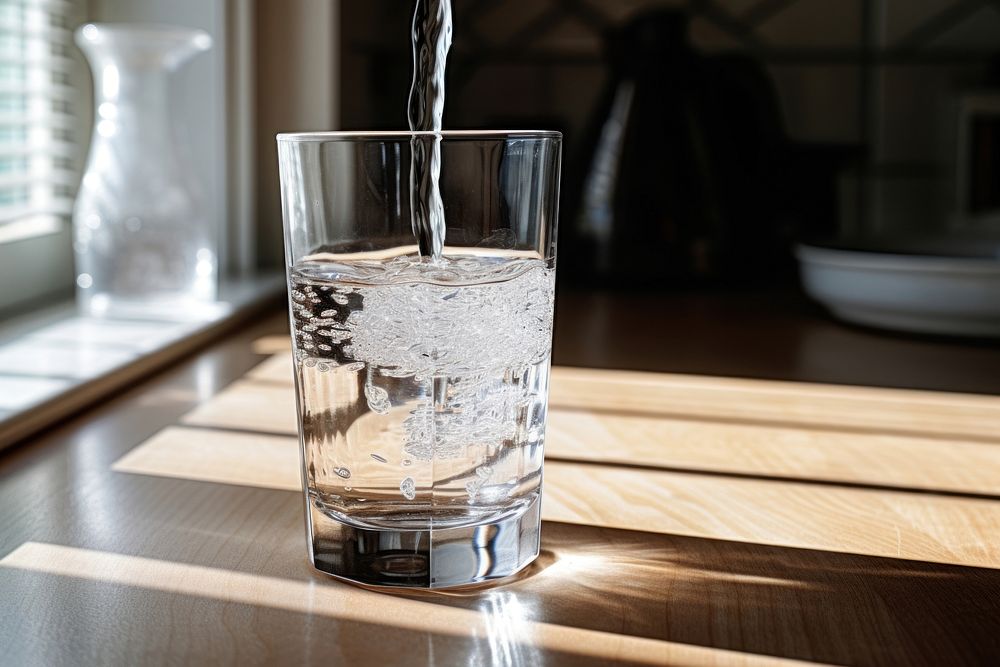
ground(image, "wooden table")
xmin=2 ymin=312 xmax=1000 ymax=665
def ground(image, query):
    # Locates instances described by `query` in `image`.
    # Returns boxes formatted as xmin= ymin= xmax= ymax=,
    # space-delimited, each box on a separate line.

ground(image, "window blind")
xmin=0 ymin=0 xmax=78 ymax=240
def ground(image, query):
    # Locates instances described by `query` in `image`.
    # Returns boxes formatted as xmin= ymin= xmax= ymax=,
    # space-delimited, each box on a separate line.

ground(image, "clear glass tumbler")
xmin=277 ymin=131 xmax=561 ymax=587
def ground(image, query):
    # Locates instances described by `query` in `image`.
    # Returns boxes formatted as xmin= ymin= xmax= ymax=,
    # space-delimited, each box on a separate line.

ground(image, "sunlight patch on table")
xmin=112 ymin=426 xmax=300 ymax=491
xmin=0 ymin=542 xmax=812 ymax=667
xmin=112 ymin=427 xmax=1000 ymax=569
xmin=181 ymin=380 xmax=297 ymax=435
xmin=252 ymin=335 xmax=292 ymax=355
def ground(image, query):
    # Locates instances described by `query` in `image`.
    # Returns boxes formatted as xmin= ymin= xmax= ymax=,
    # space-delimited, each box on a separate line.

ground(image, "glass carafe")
xmin=73 ymin=23 xmax=215 ymax=319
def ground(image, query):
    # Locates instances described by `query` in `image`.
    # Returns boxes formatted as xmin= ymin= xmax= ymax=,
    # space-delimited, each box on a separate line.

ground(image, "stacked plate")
xmin=797 ymin=239 xmax=1000 ymax=337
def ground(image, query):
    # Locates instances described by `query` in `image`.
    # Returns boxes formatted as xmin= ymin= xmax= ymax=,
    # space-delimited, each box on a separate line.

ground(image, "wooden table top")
xmin=2 ymin=312 xmax=1000 ymax=665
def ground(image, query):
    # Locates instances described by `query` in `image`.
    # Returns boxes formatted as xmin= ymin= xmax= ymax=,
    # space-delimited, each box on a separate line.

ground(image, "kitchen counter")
xmin=2 ymin=295 xmax=1000 ymax=665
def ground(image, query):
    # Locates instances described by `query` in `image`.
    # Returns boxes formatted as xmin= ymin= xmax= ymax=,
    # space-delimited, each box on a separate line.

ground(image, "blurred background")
xmin=313 ymin=0 xmax=1000 ymax=390
xmin=3 ymin=0 xmax=1000 ymax=440
xmin=340 ymin=0 xmax=1000 ymax=257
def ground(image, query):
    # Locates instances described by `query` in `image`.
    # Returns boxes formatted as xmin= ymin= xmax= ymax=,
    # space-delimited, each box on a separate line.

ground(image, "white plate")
xmin=797 ymin=244 xmax=1000 ymax=337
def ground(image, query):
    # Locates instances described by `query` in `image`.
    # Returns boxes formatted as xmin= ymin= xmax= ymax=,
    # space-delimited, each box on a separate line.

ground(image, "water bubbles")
xmin=364 ymin=382 xmax=391 ymax=414
xmin=291 ymin=257 xmax=554 ymax=464
xmin=334 ymin=467 xmax=351 ymax=479
xmin=321 ymin=329 xmax=351 ymax=342
xmin=370 ymin=453 xmax=387 ymax=463
xmin=341 ymin=258 xmax=553 ymax=381
xmin=400 ymin=476 xmax=416 ymax=500
xmin=401 ymin=459 xmax=412 ymax=467
xmin=304 ymin=358 xmax=318 ymax=368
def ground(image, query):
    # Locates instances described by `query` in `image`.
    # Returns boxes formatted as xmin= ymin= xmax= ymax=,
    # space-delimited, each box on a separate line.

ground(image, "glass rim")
xmin=277 ymin=130 xmax=562 ymax=143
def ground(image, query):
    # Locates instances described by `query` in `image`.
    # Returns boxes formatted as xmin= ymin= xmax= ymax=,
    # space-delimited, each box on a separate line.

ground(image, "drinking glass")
xmin=277 ymin=131 xmax=561 ymax=587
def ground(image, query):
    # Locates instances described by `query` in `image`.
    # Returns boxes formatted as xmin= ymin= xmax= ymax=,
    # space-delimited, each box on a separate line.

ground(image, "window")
xmin=0 ymin=0 xmax=79 ymax=243
xmin=0 ymin=0 xmax=82 ymax=315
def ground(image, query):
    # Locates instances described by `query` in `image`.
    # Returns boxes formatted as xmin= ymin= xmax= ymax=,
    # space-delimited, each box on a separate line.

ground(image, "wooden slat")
xmin=546 ymin=411 xmax=1000 ymax=496
xmin=543 ymin=461 xmax=1000 ymax=569
xmin=114 ymin=426 xmax=1000 ymax=569
xmin=237 ymin=353 xmax=1000 ymax=441
xmin=181 ymin=378 xmax=1000 ymax=496
xmin=0 ymin=542 xmax=809 ymax=667
xmin=550 ymin=367 xmax=1000 ymax=442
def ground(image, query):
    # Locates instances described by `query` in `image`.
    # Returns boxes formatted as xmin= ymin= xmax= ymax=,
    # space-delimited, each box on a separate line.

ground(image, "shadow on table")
xmin=400 ymin=520 xmax=1000 ymax=666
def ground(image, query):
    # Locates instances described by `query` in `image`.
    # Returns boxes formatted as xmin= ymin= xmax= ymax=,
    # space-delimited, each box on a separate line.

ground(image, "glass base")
xmin=307 ymin=495 xmax=541 ymax=588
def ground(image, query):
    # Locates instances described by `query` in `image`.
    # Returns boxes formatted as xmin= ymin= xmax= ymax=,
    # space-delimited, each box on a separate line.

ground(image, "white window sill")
xmin=0 ymin=215 xmax=65 ymax=245
xmin=0 ymin=273 xmax=285 ymax=448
